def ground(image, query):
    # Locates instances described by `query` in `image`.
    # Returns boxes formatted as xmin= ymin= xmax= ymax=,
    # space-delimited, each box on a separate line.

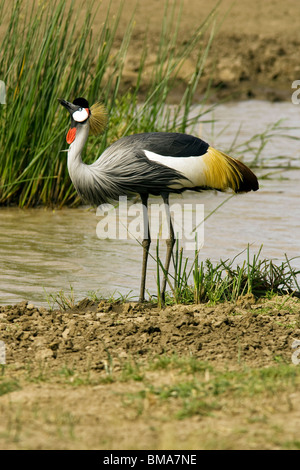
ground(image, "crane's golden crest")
xmin=89 ymin=102 xmax=108 ymax=136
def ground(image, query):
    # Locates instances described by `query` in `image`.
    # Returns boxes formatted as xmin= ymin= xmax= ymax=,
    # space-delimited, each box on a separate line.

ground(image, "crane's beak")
xmin=58 ymin=99 xmax=79 ymax=145
xmin=58 ymin=98 xmax=78 ymax=115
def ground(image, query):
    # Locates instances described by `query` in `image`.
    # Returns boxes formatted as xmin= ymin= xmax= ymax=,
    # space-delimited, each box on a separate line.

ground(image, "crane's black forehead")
xmin=73 ymin=97 xmax=89 ymax=108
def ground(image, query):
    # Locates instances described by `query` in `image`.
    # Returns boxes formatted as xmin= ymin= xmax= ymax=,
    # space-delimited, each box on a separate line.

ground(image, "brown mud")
xmin=94 ymin=0 xmax=300 ymax=102
xmin=1 ymin=295 xmax=300 ymax=372
xmin=1 ymin=0 xmax=300 ymax=450
xmin=1 ymin=295 xmax=300 ymax=449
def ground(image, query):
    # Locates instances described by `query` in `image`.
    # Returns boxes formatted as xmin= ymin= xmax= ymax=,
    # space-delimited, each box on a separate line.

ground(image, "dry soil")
xmin=1 ymin=0 xmax=300 ymax=451
xmin=1 ymin=295 xmax=300 ymax=449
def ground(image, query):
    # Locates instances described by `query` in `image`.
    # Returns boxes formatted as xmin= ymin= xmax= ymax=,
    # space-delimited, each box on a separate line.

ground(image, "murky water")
xmin=1 ymin=100 xmax=299 ymax=306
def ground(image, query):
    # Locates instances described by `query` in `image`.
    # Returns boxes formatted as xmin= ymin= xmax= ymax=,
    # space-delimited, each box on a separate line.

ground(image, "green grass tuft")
xmin=157 ymin=243 xmax=300 ymax=305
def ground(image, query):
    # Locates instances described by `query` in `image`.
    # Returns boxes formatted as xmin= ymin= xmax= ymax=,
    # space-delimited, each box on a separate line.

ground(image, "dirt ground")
xmin=1 ymin=295 xmax=300 ymax=371
xmin=92 ymin=0 xmax=300 ymax=102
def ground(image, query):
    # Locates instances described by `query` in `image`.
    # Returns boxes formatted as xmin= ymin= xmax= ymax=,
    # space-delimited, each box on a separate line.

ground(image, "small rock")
xmin=122 ymin=303 xmax=132 ymax=313
xmin=36 ymin=348 xmax=54 ymax=360
xmin=62 ymin=328 xmax=70 ymax=339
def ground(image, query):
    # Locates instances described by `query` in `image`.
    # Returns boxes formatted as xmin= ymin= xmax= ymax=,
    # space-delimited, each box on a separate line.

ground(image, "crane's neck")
xmin=67 ymin=121 xmax=90 ymax=184
xmin=65 ymin=121 xmax=109 ymax=206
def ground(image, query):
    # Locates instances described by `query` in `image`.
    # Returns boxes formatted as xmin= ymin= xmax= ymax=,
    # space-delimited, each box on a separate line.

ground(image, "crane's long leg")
xmin=161 ymin=193 xmax=175 ymax=301
xmin=139 ymin=194 xmax=151 ymax=302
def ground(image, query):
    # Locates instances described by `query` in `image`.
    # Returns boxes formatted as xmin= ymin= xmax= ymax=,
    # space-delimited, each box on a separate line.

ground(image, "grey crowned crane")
xmin=58 ymin=97 xmax=259 ymax=303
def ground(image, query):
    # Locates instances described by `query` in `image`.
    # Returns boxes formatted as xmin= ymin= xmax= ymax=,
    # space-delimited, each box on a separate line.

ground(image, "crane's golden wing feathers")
xmin=89 ymin=102 xmax=107 ymax=136
xmin=204 ymin=147 xmax=258 ymax=193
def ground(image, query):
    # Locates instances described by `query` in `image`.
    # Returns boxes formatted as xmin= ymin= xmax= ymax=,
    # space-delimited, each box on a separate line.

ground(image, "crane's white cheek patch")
xmin=144 ymin=150 xmax=208 ymax=187
xmin=73 ymin=108 xmax=89 ymax=122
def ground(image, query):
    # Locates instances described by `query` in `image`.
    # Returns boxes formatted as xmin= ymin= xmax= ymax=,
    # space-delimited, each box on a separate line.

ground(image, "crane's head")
xmin=58 ymin=97 xmax=107 ymax=144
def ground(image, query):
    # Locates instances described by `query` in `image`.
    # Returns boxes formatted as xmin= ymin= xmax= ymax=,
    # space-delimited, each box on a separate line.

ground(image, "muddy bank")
xmin=1 ymin=0 xmax=298 ymax=102
xmin=1 ymin=295 xmax=300 ymax=373
xmin=120 ymin=33 xmax=298 ymax=102
xmin=95 ymin=0 xmax=300 ymax=102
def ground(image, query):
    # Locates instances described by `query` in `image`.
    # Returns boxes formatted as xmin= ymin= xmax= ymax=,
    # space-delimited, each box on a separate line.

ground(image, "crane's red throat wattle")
xmin=66 ymin=127 xmax=76 ymax=144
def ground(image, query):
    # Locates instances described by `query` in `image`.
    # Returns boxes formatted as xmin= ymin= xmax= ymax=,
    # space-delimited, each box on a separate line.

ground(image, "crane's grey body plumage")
xmin=68 ymin=127 xmax=207 ymax=206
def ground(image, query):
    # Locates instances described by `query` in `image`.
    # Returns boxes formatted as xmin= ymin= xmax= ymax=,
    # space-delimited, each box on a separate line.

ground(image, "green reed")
xmin=157 ymin=243 xmax=300 ymax=305
xmin=0 ymin=0 xmax=219 ymax=207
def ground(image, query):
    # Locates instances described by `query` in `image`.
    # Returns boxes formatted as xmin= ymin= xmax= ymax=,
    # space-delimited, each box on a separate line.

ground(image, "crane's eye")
xmin=73 ymin=107 xmax=89 ymax=122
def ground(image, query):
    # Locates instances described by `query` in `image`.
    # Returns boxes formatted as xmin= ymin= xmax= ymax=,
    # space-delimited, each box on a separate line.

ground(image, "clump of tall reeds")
xmin=0 ymin=0 xmax=217 ymax=207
